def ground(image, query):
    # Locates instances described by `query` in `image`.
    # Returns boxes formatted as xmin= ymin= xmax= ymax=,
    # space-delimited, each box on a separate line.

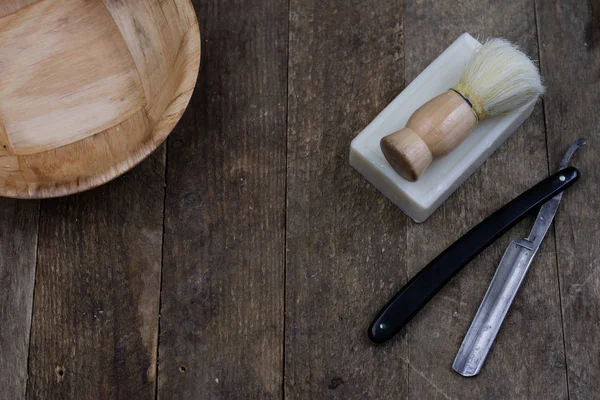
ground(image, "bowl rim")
xmin=0 ymin=2 xmax=201 ymax=199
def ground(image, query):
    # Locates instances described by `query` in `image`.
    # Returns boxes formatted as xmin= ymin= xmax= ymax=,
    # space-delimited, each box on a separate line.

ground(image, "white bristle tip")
xmin=457 ymin=38 xmax=545 ymax=118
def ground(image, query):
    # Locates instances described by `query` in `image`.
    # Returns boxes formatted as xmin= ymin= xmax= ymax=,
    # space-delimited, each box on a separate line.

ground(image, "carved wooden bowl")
xmin=0 ymin=0 xmax=200 ymax=198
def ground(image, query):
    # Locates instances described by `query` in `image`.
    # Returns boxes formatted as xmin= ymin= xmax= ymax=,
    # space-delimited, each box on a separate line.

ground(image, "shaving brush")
xmin=381 ymin=39 xmax=545 ymax=181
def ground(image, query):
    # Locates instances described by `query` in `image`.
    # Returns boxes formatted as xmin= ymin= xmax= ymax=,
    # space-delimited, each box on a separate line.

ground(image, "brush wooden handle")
xmin=380 ymin=90 xmax=478 ymax=181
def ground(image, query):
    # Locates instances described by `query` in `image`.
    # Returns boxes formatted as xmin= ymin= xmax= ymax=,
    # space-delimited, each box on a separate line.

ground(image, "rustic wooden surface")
xmin=157 ymin=0 xmax=287 ymax=398
xmin=26 ymin=148 xmax=165 ymax=399
xmin=0 ymin=199 xmax=39 ymax=400
xmin=537 ymin=1 xmax=600 ymax=399
xmin=286 ymin=0 xmax=407 ymax=398
xmin=1 ymin=0 xmax=598 ymax=399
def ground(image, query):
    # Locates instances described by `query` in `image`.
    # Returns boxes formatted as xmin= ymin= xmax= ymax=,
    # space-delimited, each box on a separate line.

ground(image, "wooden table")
xmin=2 ymin=1 xmax=598 ymax=399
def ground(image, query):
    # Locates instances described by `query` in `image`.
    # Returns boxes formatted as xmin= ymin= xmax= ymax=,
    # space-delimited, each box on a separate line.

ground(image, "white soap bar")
xmin=350 ymin=33 xmax=535 ymax=223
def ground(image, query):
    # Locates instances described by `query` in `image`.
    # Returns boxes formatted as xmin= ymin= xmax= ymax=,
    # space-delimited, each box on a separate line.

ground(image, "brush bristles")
xmin=453 ymin=38 xmax=545 ymax=120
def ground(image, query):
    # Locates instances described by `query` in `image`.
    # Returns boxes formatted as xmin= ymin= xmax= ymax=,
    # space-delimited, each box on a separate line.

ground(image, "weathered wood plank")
xmin=0 ymin=199 xmax=39 ymax=400
xmin=536 ymin=1 xmax=600 ymax=398
xmin=402 ymin=1 xmax=568 ymax=398
xmin=285 ymin=1 xmax=406 ymax=399
xmin=157 ymin=1 xmax=287 ymax=398
xmin=26 ymin=148 xmax=165 ymax=399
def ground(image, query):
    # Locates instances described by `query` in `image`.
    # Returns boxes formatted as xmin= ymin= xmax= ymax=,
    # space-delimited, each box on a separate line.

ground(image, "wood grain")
xmin=536 ymin=1 xmax=600 ymax=398
xmin=0 ymin=0 xmax=144 ymax=154
xmin=16 ymin=110 xmax=153 ymax=198
xmin=402 ymin=0 xmax=568 ymax=398
xmin=285 ymin=1 xmax=406 ymax=399
xmin=157 ymin=0 xmax=287 ymax=398
xmin=26 ymin=149 xmax=165 ymax=400
xmin=381 ymin=90 xmax=477 ymax=181
xmin=0 ymin=0 xmax=199 ymax=198
xmin=0 ymin=115 xmax=15 ymax=156
xmin=0 ymin=199 xmax=39 ymax=400
xmin=102 ymin=0 xmax=181 ymax=117
xmin=0 ymin=0 xmax=40 ymax=19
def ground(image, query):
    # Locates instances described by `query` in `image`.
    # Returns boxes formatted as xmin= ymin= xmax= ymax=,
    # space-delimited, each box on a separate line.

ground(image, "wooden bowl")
xmin=0 ymin=0 xmax=201 ymax=198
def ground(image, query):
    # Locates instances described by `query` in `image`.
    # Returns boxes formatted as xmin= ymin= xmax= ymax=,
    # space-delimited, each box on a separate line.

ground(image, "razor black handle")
xmin=368 ymin=167 xmax=580 ymax=345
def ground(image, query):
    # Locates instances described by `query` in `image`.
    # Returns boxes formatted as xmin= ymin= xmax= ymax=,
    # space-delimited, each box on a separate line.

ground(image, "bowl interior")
xmin=0 ymin=0 xmax=200 ymax=198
